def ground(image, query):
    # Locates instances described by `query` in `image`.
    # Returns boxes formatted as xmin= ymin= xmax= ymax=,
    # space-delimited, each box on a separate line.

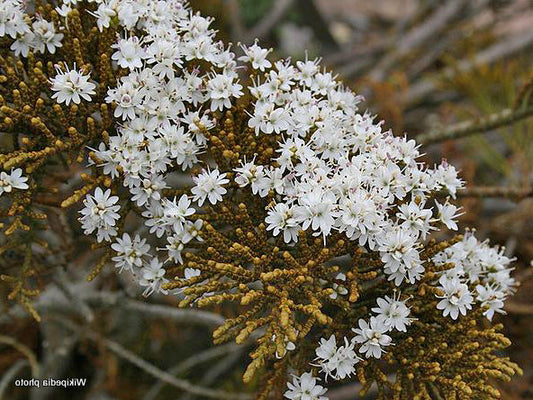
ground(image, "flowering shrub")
xmin=0 ymin=1 xmax=524 ymax=399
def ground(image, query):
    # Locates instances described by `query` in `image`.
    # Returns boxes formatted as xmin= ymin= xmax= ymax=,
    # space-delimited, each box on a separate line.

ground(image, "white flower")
xmin=10 ymin=31 xmax=34 ymax=57
xmin=89 ymin=2 xmax=116 ymax=32
xmin=284 ymin=372 xmax=328 ymax=400
xmin=111 ymin=233 xmax=150 ymax=272
xmin=265 ymin=203 xmax=300 ymax=243
xmin=55 ymin=4 xmax=72 ymax=18
xmin=191 ymin=168 xmax=229 ymax=206
xmin=379 ymin=230 xmax=424 ymax=285
xmin=184 ymin=268 xmax=201 ymax=280
xmin=165 ymin=220 xmax=203 ymax=264
xmin=166 ymin=234 xmax=185 ymax=264
xmin=207 ymin=72 xmax=243 ymax=111
xmin=332 ymin=338 xmax=360 ymax=380
xmin=248 ymin=103 xmax=290 ymax=134
xmin=181 ymin=219 xmax=204 ymax=244
xmin=315 ymin=335 xmax=337 ymax=367
xmin=371 ymin=294 xmax=412 ymax=332
xmin=139 ymin=257 xmax=169 ymax=296
xmin=112 ymin=36 xmax=145 ymax=70
xmin=234 ymin=160 xmax=261 ymax=187
xmin=436 ymin=276 xmax=473 ymax=320
xmin=239 ymin=40 xmax=272 ymax=71
xmin=130 ymin=175 xmax=167 ymax=207
xmin=435 ymin=199 xmax=463 ymax=231
xmin=294 ymin=191 xmax=337 ymax=240
xmin=57 ymin=0 xmax=516 ymax=332
xmin=79 ymin=187 xmax=121 ymax=243
xmin=0 ymin=168 xmax=29 ymax=196
xmin=273 ymin=333 xmax=297 ymax=359
xmin=32 ymin=17 xmax=63 ymax=54
xmin=476 ymin=284 xmax=506 ymax=321
xmin=162 ymin=195 xmax=196 ymax=234
xmin=352 ymin=316 xmax=392 ymax=359
xmin=434 ymin=161 xmax=464 ymax=198
xmin=0 ymin=0 xmax=29 ymax=39
xmin=329 ymin=273 xmax=348 ymax=300
xmin=105 ymin=81 xmax=144 ymax=120
xmin=396 ymin=201 xmax=433 ymax=240
xmin=313 ymin=335 xmax=360 ymax=380
xmin=50 ymin=65 xmax=96 ymax=105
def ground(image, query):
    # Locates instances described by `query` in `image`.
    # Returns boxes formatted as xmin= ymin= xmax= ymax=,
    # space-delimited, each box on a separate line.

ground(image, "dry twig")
xmin=417 ymin=106 xmax=533 ymax=145
xmin=0 ymin=360 xmax=29 ymax=400
xmin=54 ymin=318 xmax=253 ymax=400
xmin=243 ymin=0 xmax=296 ymax=43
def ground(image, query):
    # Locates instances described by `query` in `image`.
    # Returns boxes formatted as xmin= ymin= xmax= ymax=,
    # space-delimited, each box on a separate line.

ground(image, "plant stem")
xmin=418 ymin=106 xmax=533 ymax=145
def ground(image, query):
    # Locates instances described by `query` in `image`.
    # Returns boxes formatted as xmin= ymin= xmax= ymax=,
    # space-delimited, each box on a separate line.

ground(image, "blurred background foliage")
xmin=2 ymin=1 xmax=533 ymax=399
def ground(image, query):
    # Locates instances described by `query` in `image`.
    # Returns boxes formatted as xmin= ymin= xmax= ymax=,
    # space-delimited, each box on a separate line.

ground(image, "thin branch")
xmin=0 ymin=335 xmax=39 ymax=378
xmin=505 ymin=302 xmax=533 ymax=315
xmin=295 ymin=0 xmax=339 ymax=54
xmin=53 ymin=269 xmax=94 ymax=322
xmin=457 ymin=186 xmax=533 ymax=200
xmin=514 ymin=72 xmax=533 ymax=109
xmin=142 ymin=342 xmax=242 ymax=400
xmin=0 ymin=360 xmax=28 ymax=400
xmin=54 ymin=318 xmax=252 ymax=400
xmin=417 ymin=106 xmax=533 ymax=145
xmin=369 ymin=0 xmax=468 ymax=81
xmin=405 ymin=29 xmax=533 ymax=106
xmin=180 ymin=350 xmax=245 ymax=400
xmin=1 ymin=291 xmax=225 ymax=327
xmin=244 ymin=0 xmax=296 ymax=43
xmin=144 ymin=331 xmax=262 ymax=400
xmin=121 ymin=298 xmax=226 ymax=326
xmin=225 ymin=0 xmax=245 ymax=41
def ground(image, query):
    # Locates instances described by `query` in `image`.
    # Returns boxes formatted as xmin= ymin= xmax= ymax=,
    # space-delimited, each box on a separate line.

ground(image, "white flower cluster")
xmin=62 ymin=2 xmax=512 ymax=310
xmin=2 ymin=0 xmax=521 ymax=395
xmin=235 ymin=76 xmax=465 ymax=286
xmin=433 ymin=232 xmax=516 ymax=320
xmin=284 ymin=372 xmax=328 ymax=400
xmin=3 ymin=0 xmax=517 ymax=330
xmin=83 ymin=1 xmax=240 ymax=292
xmin=79 ymin=187 xmax=120 ymax=243
xmin=0 ymin=168 xmax=29 ymax=196
xmin=2 ymin=0 xmax=64 ymax=57
xmin=287 ymin=294 xmax=412 ymax=399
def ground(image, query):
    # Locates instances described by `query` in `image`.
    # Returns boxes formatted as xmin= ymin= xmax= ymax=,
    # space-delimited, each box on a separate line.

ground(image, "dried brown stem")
xmin=418 ymin=106 xmax=533 ymax=145
xmin=54 ymin=318 xmax=253 ymax=400
xmin=457 ymin=186 xmax=533 ymax=200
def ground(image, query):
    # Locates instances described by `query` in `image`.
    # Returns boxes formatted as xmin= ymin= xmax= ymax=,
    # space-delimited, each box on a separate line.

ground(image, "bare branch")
xmin=142 ymin=342 xmax=242 ymax=400
xmin=505 ymin=301 xmax=533 ymax=315
xmin=54 ymin=318 xmax=252 ymax=400
xmin=1 ymin=290 xmax=225 ymax=327
xmin=244 ymin=0 xmax=296 ymax=43
xmin=457 ymin=186 xmax=533 ymax=200
xmin=0 ymin=335 xmax=39 ymax=378
xmin=53 ymin=269 xmax=94 ymax=322
xmin=120 ymin=298 xmax=226 ymax=326
xmin=180 ymin=350 xmax=245 ymax=400
xmin=417 ymin=106 xmax=533 ymax=145
xmin=0 ymin=360 xmax=29 ymax=400
xmin=369 ymin=0 xmax=468 ymax=81
xmin=514 ymin=72 xmax=533 ymax=109
xmin=405 ymin=29 xmax=533 ymax=106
